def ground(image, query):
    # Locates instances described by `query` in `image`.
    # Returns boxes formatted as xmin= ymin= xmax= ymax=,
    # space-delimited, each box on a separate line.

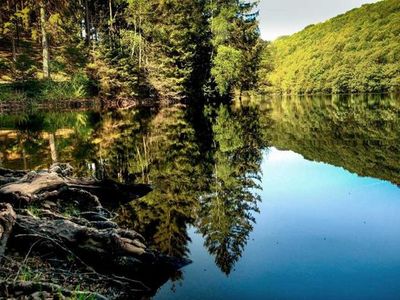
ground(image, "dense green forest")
xmin=2 ymin=0 xmax=399 ymax=101
xmin=0 ymin=0 xmax=261 ymax=102
xmin=259 ymin=0 xmax=400 ymax=94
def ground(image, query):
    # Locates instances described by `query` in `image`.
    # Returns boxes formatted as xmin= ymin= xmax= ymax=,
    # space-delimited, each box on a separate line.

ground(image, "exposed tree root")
xmin=0 ymin=163 xmax=190 ymax=299
xmin=0 ymin=203 xmax=16 ymax=261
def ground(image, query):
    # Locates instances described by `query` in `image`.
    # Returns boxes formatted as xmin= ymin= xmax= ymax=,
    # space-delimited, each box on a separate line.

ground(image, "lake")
xmin=1 ymin=94 xmax=399 ymax=299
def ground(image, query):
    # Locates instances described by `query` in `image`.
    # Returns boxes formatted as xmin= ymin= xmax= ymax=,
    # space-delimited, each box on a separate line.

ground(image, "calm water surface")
xmin=0 ymin=94 xmax=399 ymax=299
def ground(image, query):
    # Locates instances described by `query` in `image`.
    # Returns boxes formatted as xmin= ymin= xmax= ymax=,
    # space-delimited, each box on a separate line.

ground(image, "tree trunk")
xmin=40 ymin=1 xmax=50 ymax=78
xmin=84 ymin=0 xmax=90 ymax=44
xmin=139 ymin=15 xmax=142 ymax=69
xmin=11 ymin=37 xmax=16 ymax=62
xmin=48 ymin=133 xmax=57 ymax=163
xmin=109 ymin=0 xmax=114 ymax=35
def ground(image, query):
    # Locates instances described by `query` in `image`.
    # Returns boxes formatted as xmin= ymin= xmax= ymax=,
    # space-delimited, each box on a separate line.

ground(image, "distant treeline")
xmin=258 ymin=0 xmax=400 ymax=94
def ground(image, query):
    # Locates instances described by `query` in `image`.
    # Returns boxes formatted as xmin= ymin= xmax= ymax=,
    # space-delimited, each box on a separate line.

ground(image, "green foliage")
xmin=198 ymin=104 xmax=263 ymax=274
xmin=132 ymin=105 xmax=203 ymax=257
xmin=260 ymin=0 xmax=400 ymax=94
xmin=14 ymin=53 xmax=37 ymax=80
xmin=259 ymin=94 xmax=400 ymax=185
xmin=0 ymin=0 xmax=262 ymax=102
xmin=0 ymin=84 xmax=27 ymax=102
xmin=210 ymin=0 xmax=261 ymax=96
xmin=39 ymin=73 xmax=91 ymax=100
xmin=0 ymin=73 xmax=91 ymax=101
xmin=211 ymin=6 xmax=236 ymax=47
xmin=18 ymin=266 xmax=42 ymax=282
xmin=211 ymin=46 xmax=242 ymax=95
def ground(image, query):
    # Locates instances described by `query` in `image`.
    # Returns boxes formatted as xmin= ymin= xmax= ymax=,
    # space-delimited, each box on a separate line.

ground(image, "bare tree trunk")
xmin=7 ymin=0 xmax=17 ymax=63
xmin=40 ymin=1 xmax=50 ymax=78
xmin=84 ymin=0 xmax=90 ymax=44
xmin=49 ymin=133 xmax=57 ymax=163
xmin=109 ymin=0 xmax=113 ymax=33
xmin=11 ymin=37 xmax=16 ymax=62
xmin=139 ymin=15 xmax=142 ymax=69
xmin=15 ymin=3 xmax=20 ymax=51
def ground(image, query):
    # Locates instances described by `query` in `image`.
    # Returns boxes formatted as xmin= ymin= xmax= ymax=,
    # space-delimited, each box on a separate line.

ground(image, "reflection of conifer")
xmin=198 ymin=104 xmax=263 ymax=275
xmin=131 ymin=105 xmax=203 ymax=258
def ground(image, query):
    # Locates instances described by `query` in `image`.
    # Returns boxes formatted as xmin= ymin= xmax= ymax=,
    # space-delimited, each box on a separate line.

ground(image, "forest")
xmin=258 ymin=0 xmax=400 ymax=94
xmin=0 ymin=0 xmax=261 ymax=103
xmin=1 ymin=0 xmax=400 ymax=100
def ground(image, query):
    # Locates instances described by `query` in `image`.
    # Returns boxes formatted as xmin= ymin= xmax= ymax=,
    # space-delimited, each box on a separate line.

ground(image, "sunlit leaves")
xmin=212 ymin=46 xmax=242 ymax=95
xmin=261 ymin=0 xmax=400 ymax=94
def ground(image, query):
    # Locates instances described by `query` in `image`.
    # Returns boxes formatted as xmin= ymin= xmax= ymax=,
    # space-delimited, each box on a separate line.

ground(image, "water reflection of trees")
xmin=0 ymin=112 xmax=95 ymax=172
xmin=260 ymin=94 xmax=400 ymax=185
xmin=89 ymin=109 xmax=152 ymax=181
xmin=0 ymin=103 xmax=265 ymax=276
xmin=1 ymin=94 xmax=399 ymax=280
xmin=130 ymin=105 xmax=204 ymax=258
xmin=197 ymin=105 xmax=264 ymax=275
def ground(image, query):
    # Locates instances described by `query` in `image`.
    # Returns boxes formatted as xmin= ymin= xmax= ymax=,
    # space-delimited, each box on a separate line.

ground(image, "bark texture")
xmin=0 ymin=163 xmax=190 ymax=299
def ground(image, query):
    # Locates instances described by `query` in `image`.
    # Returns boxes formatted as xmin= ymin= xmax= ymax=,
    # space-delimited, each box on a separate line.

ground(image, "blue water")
xmin=156 ymin=147 xmax=400 ymax=300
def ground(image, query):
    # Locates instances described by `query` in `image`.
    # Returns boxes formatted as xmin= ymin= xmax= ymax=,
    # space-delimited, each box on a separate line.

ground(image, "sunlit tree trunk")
xmin=40 ymin=0 xmax=50 ymax=78
xmin=49 ymin=133 xmax=57 ymax=163
xmin=6 ymin=0 xmax=17 ymax=63
xmin=109 ymin=0 xmax=113 ymax=33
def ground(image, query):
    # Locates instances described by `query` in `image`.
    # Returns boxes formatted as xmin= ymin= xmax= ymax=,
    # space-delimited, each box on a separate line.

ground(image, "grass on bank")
xmin=0 ymin=73 xmax=94 ymax=102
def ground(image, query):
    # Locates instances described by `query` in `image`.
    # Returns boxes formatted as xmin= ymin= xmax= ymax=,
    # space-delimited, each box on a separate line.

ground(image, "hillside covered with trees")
xmin=259 ymin=0 xmax=400 ymax=94
xmin=0 ymin=0 xmax=261 ymax=102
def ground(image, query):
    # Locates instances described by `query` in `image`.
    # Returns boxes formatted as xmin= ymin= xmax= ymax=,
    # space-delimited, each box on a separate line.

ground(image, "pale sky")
xmin=258 ymin=0 xmax=379 ymax=41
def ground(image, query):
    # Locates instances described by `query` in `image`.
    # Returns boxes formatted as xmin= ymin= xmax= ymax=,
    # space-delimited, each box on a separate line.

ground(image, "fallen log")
xmin=0 ymin=163 xmax=152 ymax=208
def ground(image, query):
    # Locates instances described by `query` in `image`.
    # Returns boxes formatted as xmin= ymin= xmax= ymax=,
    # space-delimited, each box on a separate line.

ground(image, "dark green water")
xmin=1 ymin=94 xmax=399 ymax=299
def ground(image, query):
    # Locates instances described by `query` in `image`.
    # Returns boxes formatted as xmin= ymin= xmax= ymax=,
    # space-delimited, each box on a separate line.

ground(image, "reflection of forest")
xmin=0 ymin=104 xmax=264 ymax=276
xmin=258 ymin=94 xmax=400 ymax=185
xmin=197 ymin=105 xmax=264 ymax=275
xmin=0 ymin=93 xmax=398 ymax=276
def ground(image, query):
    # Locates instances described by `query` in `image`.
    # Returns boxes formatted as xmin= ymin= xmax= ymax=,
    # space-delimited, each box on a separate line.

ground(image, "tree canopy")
xmin=259 ymin=0 xmax=400 ymax=94
xmin=0 ymin=0 xmax=262 ymax=102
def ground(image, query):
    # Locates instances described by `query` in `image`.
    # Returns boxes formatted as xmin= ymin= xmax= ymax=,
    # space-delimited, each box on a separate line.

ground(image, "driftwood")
xmin=0 ymin=163 xmax=190 ymax=299
xmin=0 ymin=164 xmax=152 ymax=208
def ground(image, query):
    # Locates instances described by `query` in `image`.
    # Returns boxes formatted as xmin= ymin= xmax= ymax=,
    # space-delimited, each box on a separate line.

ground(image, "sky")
xmin=258 ymin=0 xmax=379 ymax=41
